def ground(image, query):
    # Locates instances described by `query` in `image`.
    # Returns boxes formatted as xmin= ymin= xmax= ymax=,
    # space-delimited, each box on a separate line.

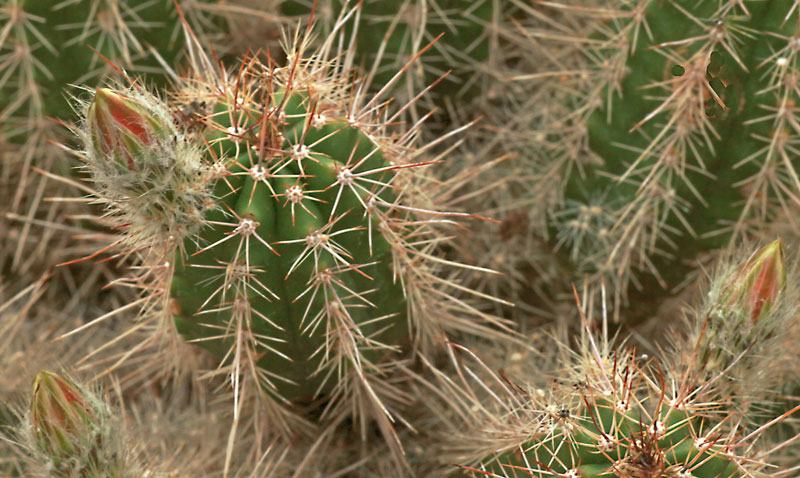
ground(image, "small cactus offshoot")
xmin=30 ymin=372 xmax=94 ymax=462
xmin=671 ymin=239 xmax=798 ymax=414
xmin=425 ymin=242 xmax=800 ymax=478
xmin=719 ymin=239 xmax=786 ymax=324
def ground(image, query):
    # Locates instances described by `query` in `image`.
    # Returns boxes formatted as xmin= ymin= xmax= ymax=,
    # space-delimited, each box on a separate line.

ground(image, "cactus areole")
xmin=170 ymin=88 xmax=409 ymax=403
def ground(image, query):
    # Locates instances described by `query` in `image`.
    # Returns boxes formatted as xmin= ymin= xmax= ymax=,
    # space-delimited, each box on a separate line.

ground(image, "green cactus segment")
xmin=489 ymin=401 xmax=739 ymax=478
xmin=171 ymin=89 xmax=408 ymax=403
xmin=281 ymin=0 xmax=493 ymax=99
xmin=553 ymin=1 xmax=797 ymax=293
xmin=0 ymin=0 xmax=183 ymax=133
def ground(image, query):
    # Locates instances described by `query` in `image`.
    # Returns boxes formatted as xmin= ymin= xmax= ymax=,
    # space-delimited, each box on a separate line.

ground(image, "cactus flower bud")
xmin=29 ymin=371 xmax=94 ymax=460
xmin=88 ymin=87 xmax=164 ymax=171
xmin=721 ymin=239 xmax=786 ymax=324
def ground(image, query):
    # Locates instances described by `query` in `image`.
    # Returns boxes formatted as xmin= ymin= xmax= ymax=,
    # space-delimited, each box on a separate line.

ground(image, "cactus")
xmin=69 ymin=23 xmax=507 ymax=468
xmin=427 ymin=241 xmax=800 ymax=477
xmin=280 ymin=0 xmax=499 ymax=119
xmin=169 ymin=84 xmax=413 ymax=403
xmin=484 ymin=400 xmax=739 ymax=478
xmin=18 ymin=371 xmax=194 ymax=478
xmin=28 ymin=371 xmax=110 ymax=476
xmin=477 ymin=0 xmax=800 ymax=315
xmin=0 ymin=0 xmax=188 ymax=292
xmin=668 ymin=239 xmax=799 ymax=420
xmin=6 ymin=1 xmax=800 ymax=476
xmin=0 ymin=0 xmax=286 ymax=285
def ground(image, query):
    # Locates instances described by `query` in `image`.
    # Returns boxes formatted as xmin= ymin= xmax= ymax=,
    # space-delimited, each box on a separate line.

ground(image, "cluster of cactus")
xmin=458 ymin=0 xmax=800 ymax=317
xmin=6 ymin=240 xmax=799 ymax=476
xmin=2 ymin=1 xmax=800 ymax=477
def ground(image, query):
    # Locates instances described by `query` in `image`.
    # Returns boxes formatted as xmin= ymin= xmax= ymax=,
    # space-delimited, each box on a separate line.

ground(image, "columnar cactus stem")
xmin=280 ymin=0 xmax=499 ymax=120
xmin=68 ymin=22 xmax=509 ymax=469
xmin=480 ymin=0 xmax=800 ymax=316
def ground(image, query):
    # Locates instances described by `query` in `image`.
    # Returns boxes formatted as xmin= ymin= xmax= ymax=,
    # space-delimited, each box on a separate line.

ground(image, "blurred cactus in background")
xmin=461 ymin=0 xmax=800 ymax=320
xmin=281 ymin=0 xmax=505 ymax=128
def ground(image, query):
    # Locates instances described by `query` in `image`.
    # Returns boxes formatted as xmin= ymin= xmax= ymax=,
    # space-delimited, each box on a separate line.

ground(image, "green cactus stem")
xmin=71 ymin=31 xmax=508 ymax=460
xmin=490 ymin=0 xmax=800 ymax=313
xmin=280 ymin=0 xmax=496 ymax=109
xmin=170 ymin=87 xmax=409 ymax=402
xmin=487 ymin=398 xmax=739 ymax=478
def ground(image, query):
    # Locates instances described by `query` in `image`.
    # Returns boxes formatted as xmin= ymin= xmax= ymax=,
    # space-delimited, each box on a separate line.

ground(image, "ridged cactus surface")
xmin=481 ymin=0 xmax=800 ymax=312
xmin=171 ymin=87 xmax=410 ymax=402
xmin=68 ymin=28 xmax=511 ymax=469
xmin=281 ymin=0 xmax=496 ymax=110
xmin=490 ymin=400 xmax=739 ymax=478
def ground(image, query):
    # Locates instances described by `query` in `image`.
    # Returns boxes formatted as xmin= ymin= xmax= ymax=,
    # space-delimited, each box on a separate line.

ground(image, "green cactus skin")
xmin=441 ymin=242 xmax=800 ymax=478
xmin=71 ymin=28 xmax=513 ymax=467
xmin=0 ymin=0 xmax=184 ymax=136
xmin=0 ymin=0 xmax=188 ymax=279
xmin=170 ymin=89 xmax=409 ymax=402
xmin=485 ymin=400 xmax=739 ymax=478
xmin=498 ymin=0 xmax=800 ymax=311
xmin=280 ymin=0 xmax=495 ymax=104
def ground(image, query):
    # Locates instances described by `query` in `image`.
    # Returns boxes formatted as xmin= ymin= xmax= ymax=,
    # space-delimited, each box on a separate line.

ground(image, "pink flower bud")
xmin=88 ymin=87 xmax=163 ymax=171
xmin=30 ymin=371 xmax=94 ymax=459
xmin=722 ymin=239 xmax=786 ymax=324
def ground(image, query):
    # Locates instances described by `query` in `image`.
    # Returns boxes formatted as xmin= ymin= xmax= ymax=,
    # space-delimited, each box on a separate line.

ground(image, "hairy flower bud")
xmin=722 ymin=239 xmax=786 ymax=324
xmin=88 ymin=87 xmax=165 ymax=171
xmin=30 ymin=371 xmax=93 ymax=460
xmin=76 ymin=85 xmax=212 ymax=248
